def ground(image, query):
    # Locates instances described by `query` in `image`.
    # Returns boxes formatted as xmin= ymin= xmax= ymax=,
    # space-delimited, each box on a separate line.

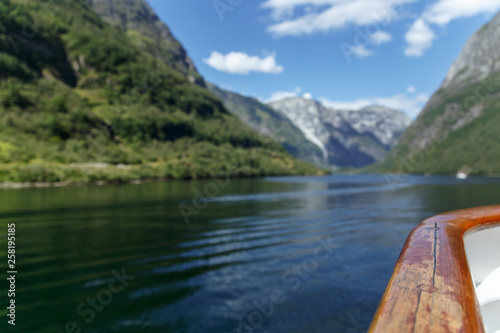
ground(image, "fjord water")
xmin=1 ymin=175 xmax=500 ymax=333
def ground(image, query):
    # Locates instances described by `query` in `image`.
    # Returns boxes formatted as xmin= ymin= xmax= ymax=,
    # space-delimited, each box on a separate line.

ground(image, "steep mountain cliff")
xmin=0 ymin=0 xmax=321 ymax=183
xmin=442 ymin=12 xmax=500 ymax=90
xmin=84 ymin=0 xmax=204 ymax=85
xmin=207 ymin=84 xmax=325 ymax=166
xmin=268 ymin=97 xmax=411 ymax=168
xmin=378 ymin=12 xmax=500 ymax=176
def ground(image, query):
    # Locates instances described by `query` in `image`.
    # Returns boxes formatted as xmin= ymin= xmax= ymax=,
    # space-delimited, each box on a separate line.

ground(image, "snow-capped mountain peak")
xmin=267 ymin=97 xmax=411 ymax=168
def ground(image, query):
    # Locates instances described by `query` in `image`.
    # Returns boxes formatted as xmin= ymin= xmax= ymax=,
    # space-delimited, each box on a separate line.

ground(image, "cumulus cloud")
xmin=262 ymin=0 xmax=415 ymax=37
xmin=319 ymin=92 xmax=429 ymax=119
xmin=404 ymin=19 xmax=436 ymax=57
xmin=424 ymin=0 xmax=500 ymax=25
xmin=371 ymin=31 xmax=392 ymax=45
xmin=407 ymin=85 xmax=416 ymax=93
xmin=203 ymin=51 xmax=284 ymax=75
xmin=262 ymin=0 xmax=500 ymax=57
xmin=352 ymin=45 xmax=373 ymax=58
xmin=405 ymin=0 xmax=500 ymax=57
xmin=303 ymin=92 xmax=313 ymax=99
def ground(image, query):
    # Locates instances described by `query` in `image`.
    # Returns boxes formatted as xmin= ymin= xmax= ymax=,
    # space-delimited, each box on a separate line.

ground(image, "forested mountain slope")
xmin=0 ymin=0 xmax=321 ymax=183
xmin=377 ymin=11 xmax=500 ymax=176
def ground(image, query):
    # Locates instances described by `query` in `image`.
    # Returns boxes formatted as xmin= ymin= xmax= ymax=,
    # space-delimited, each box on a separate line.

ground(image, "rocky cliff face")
xmin=379 ymin=11 xmax=500 ymax=175
xmin=84 ymin=0 xmax=204 ymax=85
xmin=268 ymin=97 xmax=411 ymax=168
xmin=442 ymin=12 xmax=500 ymax=90
xmin=268 ymin=98 xmax=330 ymax=159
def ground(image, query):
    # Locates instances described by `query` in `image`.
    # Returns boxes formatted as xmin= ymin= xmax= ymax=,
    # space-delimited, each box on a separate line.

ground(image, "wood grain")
xmin=369 ymin=206 xmax=500 ymax=333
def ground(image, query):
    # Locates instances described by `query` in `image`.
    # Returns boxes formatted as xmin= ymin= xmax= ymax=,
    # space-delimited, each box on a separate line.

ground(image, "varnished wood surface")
xmin=369 ymin=206 xmax=500 ymax=333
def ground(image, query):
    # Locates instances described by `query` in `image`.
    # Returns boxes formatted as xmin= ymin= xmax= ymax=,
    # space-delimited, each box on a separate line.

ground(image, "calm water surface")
xmin=1 ymin=174 xmax=500 ymax=333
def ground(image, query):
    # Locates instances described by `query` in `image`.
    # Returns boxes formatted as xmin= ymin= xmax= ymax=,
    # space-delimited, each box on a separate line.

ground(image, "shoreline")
xmin=0 ymin=179 xmax=147 ymax=189
xmin=2 ymin=172 xmax=499 ymax=190
xmin=0 ymin=173 xmax=320 ymax=189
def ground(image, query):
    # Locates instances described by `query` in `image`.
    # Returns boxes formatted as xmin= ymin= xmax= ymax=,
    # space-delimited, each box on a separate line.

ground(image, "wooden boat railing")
xmin=369 ymin=206 xmax=500 ymax=333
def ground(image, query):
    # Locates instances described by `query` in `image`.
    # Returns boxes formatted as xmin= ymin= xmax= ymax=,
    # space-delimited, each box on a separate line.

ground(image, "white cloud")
xmin=319 ymin=92 xmax=429 ymax=119
xmin=262 ymin=0 xmax=416 ymax=37
xmin=371 ymin=31 xmax=392 ymax=45
xmin=264 ymin=87 xmax=302 ymax=103
xmin=424 ymin=0 xmax=500 ymax=25
xmin=407 ymin=85 xmax=416 ymax=93
xmin=405 ymin=0 xmax=500 ymax=57
xmin=203 ymin=51 xmax=284 ymax=75
xmin=303 ymin=92 xmax=313 ymax=99
xmin=339 ymin=43 xmax=374 ymax=63
xmin=405 ymin=19 xmax=436 ymax=57
xmin=351 ymin=45 xmax=373 ymax=58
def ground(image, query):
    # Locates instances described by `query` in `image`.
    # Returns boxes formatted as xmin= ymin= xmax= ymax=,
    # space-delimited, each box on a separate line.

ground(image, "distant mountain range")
xmin=209 ymin=85 xmax=411 ymax=169
xmin=268 ymin=97 xmax=411 ymax=168
xmin=377 ymin=11 xmax=500 ymax=176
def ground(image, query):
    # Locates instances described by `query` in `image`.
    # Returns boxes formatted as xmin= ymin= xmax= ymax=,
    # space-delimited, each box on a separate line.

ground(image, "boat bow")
xmin=369 ymin=206 xmax=500 ymax=333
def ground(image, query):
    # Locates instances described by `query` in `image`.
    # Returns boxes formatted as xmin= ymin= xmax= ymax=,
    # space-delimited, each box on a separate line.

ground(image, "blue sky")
xmin=148 ymin=0 xmax=500 ymax=118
